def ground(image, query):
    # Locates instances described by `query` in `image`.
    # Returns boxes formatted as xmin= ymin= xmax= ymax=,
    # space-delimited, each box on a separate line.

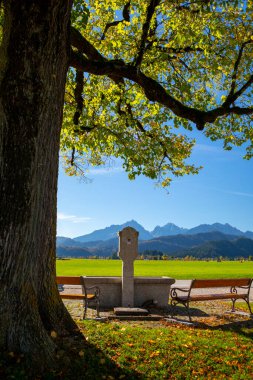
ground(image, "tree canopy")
xmin=61 ymin=0 xmax=253 ymax=186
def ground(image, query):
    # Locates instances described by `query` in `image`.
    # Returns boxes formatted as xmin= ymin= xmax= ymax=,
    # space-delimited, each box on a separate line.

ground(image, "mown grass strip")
xmin=57 ymin=259 xmax=253 ymax=279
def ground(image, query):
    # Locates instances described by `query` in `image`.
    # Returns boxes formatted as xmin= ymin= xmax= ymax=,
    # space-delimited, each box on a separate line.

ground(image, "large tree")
xmin=0 ymin=0 xmax=252 ymax=372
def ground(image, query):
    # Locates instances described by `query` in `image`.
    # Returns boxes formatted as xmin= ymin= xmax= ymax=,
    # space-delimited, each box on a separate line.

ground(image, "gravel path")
xmin=61 ymin=280 xmax=253 ymax=324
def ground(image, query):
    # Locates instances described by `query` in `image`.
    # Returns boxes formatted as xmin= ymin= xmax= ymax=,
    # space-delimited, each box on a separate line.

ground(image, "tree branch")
xmin=118 ymin=98 xmax=174 ymax=164
xmin=225 ymin=40 xmax=252 ymax=104
xmin=224 ymin=74 xmax=253 ymax=107
xmin=70 ymin=26 xmax=125 ymax=86
xmin=157 ymin=45 xmax=204 ymax=55
xmin=70 ymin=147 xmax=75 ymax=166
xmin=229 ymin=106 xmax=253 ymax=115
xmin=73 ymin=70 xmax=84 ymax=125
xmin=134 ymin=0 xmax=160 ymax=67
xmin=70 ymin=26 xmax=104 ymax=61
xmin=101 ymin=1 xmax=130 ymax=40
xmin=144 ymin=40 xmax=204 ymax=63
xmin=70 ymin=50 xmax=253 ymax=130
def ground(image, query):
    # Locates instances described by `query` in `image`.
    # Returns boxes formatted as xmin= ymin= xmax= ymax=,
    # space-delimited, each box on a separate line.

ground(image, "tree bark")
xmin=0 ymin=0 xmax=75 ymax=370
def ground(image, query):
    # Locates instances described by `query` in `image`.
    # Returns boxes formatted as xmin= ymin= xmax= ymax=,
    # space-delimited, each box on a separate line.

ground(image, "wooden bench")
xmin=56 ymin=276 xmax=100 ymax=319
xmin=170 ymin=278 xmax=252 ymax=322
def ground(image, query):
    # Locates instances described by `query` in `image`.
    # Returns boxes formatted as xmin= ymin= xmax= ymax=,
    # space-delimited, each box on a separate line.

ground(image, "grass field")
xmin=56 ymin=259 xmax=253 ymax=279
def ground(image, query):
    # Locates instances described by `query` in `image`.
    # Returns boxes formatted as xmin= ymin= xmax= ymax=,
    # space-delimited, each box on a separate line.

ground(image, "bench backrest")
xmin=192 ymin=278 xmax=252 ymax=289
xmin=56 ymin=276 xmax=82 ymax=285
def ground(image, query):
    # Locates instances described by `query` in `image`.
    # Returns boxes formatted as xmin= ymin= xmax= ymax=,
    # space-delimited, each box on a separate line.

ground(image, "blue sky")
xmin=57 ymin=131 xmax=253 ymax=238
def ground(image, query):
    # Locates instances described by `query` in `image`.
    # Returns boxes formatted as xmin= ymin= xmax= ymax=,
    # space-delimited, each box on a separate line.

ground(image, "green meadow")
xmin=56 ymin=259 xmax=253 ymax=279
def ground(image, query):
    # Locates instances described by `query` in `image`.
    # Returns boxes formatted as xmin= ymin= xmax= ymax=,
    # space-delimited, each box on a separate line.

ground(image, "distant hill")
xmin=138 ymin=232 xmax=238 ymax=254
xmin=245 ymin=231 xmax=253 ymax=239
xmin=57 ymin=246 xmax=92 ymax=258
xmin=57 ymin=236 xmax=83 ymax=247
xmin=176 ymin=237 xmax=253 ymax=259
xmin=56 ymin=220 xmax=253 ymax=259
xmin=151 ymin=223 xmax=187 ymax=237
xmin=185 ymin=223 xmax=243 ymax=237
xmin=73 ymin=220 xmax=152 ymax=242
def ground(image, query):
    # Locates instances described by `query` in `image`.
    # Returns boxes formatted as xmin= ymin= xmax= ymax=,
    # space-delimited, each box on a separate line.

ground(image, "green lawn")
xmin=4 ymin=319 xmax=253 ymax=379
xmin=79 ymin=320 xmax=253 ymax=380
xmin=56 ymin=259 xmax=253 ymax=279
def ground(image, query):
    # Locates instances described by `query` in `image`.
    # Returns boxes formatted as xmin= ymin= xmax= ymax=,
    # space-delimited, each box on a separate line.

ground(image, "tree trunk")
xmin=0 ymin=0 xmax=75 ymax=370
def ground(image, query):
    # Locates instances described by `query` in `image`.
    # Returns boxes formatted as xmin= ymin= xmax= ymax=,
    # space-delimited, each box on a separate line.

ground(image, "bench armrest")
xmin=171 ymin=287 xmax=190 ymax=292
xmin=230 ymin=284 xmax=251 ymax=296
xmin=171 ymin=287 xmax=190 ymax=299
xmin=84 ymin=285 xmax=100 ymax=297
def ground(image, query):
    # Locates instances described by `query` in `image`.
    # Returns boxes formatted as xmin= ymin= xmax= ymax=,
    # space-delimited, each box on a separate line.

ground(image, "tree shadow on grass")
xmin=166 ymin=303 xmax=253 ymax=342
xmin=0 ymin=334 xmax=144 ymax=380
xmin=196 ymin=315 xmax=253 ymax=342
xmin=166 ymin=304 xmax=209 ymax=321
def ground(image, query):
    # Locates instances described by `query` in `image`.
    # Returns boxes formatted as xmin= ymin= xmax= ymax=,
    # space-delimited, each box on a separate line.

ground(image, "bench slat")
xmin=192 ymin=278 xmax=251 ymax=289
xmin=60 ymin=293 xmax=96 ymax=300
xmin=56 ymin=276 xmax=82 ymax=285
xmin=177 ymin=293 xmax=248 ymax=302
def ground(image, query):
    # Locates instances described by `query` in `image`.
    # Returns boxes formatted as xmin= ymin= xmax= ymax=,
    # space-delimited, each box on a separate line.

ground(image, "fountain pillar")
xmin=118 ymin=227 xmax=139 ymax=307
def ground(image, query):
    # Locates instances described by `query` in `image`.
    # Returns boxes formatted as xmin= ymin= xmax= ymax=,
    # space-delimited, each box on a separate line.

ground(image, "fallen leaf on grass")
xmin=50 ymin=331 xmax=57 ymax=338
xmin=182 ymin=343 xmax=193 ymax=348
xmin=150 ymin=350 xmax=160 ymax=358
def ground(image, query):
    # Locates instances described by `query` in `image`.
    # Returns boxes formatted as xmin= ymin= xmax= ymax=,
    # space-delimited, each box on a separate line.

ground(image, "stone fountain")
xmin=82 ymin=227 xmax=175 ymax=309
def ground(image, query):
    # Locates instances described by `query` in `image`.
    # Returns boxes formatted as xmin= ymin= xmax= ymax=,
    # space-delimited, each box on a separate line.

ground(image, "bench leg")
xmin=185 ymin=301 xmax=192 ymax=322
xmin=83 ymin=299 xmax=88 ymax=319
xmin=244 ymin=297 xmax=253 ymax=315
xmin=231 ymin=297 xmax=253 ymax=316
xmin=170 ymin=299 xmax=192 ymax=322
xmin=83 ymin=299 xmax=100 ymax=319
xmin=170 ymin=299 xmax=176 ymax=319
xmin=96 ymin=299 xmax=100 ymax=318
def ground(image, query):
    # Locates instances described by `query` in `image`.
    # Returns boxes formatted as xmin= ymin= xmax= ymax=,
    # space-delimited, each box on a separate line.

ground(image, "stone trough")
xmin=82 ymin=275 xmax=174 ymax=309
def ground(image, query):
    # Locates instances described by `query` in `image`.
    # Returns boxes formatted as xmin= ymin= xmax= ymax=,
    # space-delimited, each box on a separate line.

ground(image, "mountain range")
xmin=56 ymin=220 xmax=253 ymax=259
xmin=58 ymin=219 xmax=253 ymax=243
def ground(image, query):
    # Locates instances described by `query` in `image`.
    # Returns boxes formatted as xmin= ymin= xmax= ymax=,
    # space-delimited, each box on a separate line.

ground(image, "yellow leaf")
xmin=50 ymin=331 xmax=57 ymax=338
